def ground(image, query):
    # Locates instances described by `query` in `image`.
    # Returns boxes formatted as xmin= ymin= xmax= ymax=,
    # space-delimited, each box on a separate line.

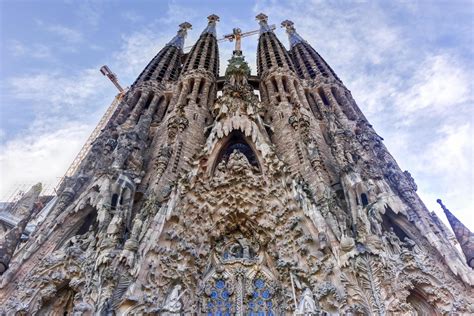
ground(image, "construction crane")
xmin=55 ymin=66 xmax=127 ymax=191
xmin=184 ymin=24 xmax=276 ymax=52
xmin=100 ymin=65 xmax=124 ymax=92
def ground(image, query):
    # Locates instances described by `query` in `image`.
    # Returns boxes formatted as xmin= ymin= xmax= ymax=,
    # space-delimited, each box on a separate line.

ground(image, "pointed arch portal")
xmin=212 ymin=131 xmax=261 ymax=174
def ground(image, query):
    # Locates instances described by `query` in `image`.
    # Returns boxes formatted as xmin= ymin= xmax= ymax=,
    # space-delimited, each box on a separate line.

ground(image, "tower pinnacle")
xmin=256 ymin=13 xmax=273 ymax=34
xmin=203 ymin=14 xmax=220 ymax=37
xmin=167 ymin=22 xmax=192 ymax=50
xmin=281 ymin=20 xmax=306 ymax=48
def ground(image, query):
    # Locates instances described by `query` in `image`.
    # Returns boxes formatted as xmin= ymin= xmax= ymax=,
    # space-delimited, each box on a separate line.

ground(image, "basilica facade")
xmin=0 ymin=14 xmax=473 ymax=315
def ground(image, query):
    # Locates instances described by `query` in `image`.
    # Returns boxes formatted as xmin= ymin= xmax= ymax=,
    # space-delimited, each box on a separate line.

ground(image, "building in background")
xmin=0 ymin=14 xmax=472 ymax=315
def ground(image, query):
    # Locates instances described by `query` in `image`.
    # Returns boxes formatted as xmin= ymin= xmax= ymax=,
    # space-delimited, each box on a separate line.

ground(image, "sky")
xmin=0 ymin=0 xmax=472 ymax=231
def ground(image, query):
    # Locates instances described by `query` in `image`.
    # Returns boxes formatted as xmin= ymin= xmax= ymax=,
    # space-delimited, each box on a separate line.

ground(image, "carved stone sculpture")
xmin=0 ymin=14 xmax=472 ymax=316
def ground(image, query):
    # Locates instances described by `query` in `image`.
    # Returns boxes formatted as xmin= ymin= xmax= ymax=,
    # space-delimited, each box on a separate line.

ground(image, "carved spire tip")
xmin=203 ymin=14 xmax=219 ymax=36
xmin=256 ymin=13 xmax=273 ymax=35
xmin=281 ymin=19 xmax=295 ymax=30
xmin=437 ymin=199 xmax=448 ymax=212
xmin=256 ymin=13 xmax=268 ymax=23
xmin=207 ymin=14 xmax=220 ymax=23
xmin=281 ymin=19 xmax=305 ymax=47
xmin=179 ymin=22 xmax=192 ymax=31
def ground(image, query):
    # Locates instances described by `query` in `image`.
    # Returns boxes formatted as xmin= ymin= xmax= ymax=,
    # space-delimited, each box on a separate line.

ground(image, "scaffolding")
xmin=53 ymin=90 xmax=126 ymax=191
xmin=53 ymin=66 xmax=127 ymax=191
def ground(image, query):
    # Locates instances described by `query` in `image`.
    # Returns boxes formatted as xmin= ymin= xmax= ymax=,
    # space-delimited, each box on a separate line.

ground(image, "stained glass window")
xmin=206 ymin=279 xmax=233 ymax=316
xmin=247 ymin=278 xmax=274 ymax=316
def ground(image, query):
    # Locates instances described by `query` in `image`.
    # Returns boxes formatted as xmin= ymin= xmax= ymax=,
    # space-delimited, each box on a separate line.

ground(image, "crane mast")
xmin=55 ymin=66 xmax=126 ymax=190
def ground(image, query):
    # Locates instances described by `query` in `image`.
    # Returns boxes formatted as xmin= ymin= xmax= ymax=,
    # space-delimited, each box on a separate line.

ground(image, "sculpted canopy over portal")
xmin=0 ymin=13 xmax=472 ymax=316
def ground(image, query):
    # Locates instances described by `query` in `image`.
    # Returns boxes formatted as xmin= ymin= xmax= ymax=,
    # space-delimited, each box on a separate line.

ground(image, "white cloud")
xmin=396 ymin=54 xmax=471 ymax=117
xmin=0 ymin=122 xmax=93 ymax=199
xmin=122 ymin=11 xmax=143 ymax=23
xmin=45 ymin=24 xmax=84 ymax=43
xmin=411 ymin=124 xmax=473 ymax=229
xmin=113 ymin=30 xmax=167 ymax=82
xmin=157 ymin=0 xmax=200 ymax=25
xmin=8 ymin=68 xmax=111 ymax=117
xmin=8 ymin=40 xmax=53 ymax=59
xmin=76 ymin=1 xmax=101 ymax=27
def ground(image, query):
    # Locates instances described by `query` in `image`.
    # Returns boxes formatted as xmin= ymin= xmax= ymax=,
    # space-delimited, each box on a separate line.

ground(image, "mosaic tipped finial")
xmin=281 ymin=20 xmax=295 ymax=32
xmin=207 ymin=14 xmax=220 ymax=23
xmin=256 ymin=13 xmax=268 ymax=24
xmin=203 ymin=14 xmax=219 ymax=36
xmin=179 ymin=22 xmax=192 ymax=32
xmin=256 ymin=13 xmax=272 ymax=34
xmin=167 ymin=22 xmax=192 ymax=49
xmin=281 ymin=19 xmax=306 ymax=47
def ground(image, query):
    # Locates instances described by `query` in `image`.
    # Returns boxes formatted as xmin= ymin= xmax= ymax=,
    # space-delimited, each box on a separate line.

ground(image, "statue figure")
xmin=161 ymin=284 xmax=183 ymax=314
xmin=355 ymin=205 xmax=371 ymax=242
xmin=227 ymin=235 xmax=254 ymax=260
xmin=296 ymin=288 xmax=318 ymax=315
xmin=384 ymin=227 xmax=402 ymax=254
xmin=367 ymin=196 xmax=386 ymax=236
xmin=237 ymin=235 xmax=251 ymax=258
xmin=214 ymin=160 xmax=227 ymax=178
xmin=318 ymin=232 xmax=329 ymax=252
xmin=402 ymin=236 xmax=422 ymax=254
xmin=227 ymin=150 xmax=253 ymax=175
xmin=112 ymin=131 xmax=138 ymax=170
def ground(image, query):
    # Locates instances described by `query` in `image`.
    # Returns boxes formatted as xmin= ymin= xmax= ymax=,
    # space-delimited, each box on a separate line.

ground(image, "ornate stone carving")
xmin=1 ymin=15 xmax=473 ymax=316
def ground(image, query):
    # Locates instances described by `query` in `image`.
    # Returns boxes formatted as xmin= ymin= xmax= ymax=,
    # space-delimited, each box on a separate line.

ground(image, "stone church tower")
xmin=1 ymin=14 xmax=473 ymax=315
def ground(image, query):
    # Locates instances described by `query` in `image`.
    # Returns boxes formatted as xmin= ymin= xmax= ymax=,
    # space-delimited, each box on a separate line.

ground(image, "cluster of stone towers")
xmin=0 ymin=13 xmax=473 ymax=315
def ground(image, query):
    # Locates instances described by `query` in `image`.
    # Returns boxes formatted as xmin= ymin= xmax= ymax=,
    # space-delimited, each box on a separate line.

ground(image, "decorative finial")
xmin=256 ymin=13 xmax=272 ymax=34
xmin=167 ymin=22 xmax=192 ymax=49
xmin=179 ymin=22 xmax=192 ymax=32
xmin=281 ymin=19 xmax=305 ymax=47
xmin=256 ymin=13 xmax=268 ymax=24
xmin=207 ymin=14 xmax=220 ymax=23
xmin=436 ymin=199 xmax=446 ymax=210
xmin=203 ymin=14 xmax=219 ymax=36
xmin=281 ymin=20 xmax=295 ymax=32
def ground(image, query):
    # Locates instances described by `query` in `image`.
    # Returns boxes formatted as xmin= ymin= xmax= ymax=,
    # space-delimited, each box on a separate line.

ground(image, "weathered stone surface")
xmin=0 ymin=14 xmax=472 ymax=316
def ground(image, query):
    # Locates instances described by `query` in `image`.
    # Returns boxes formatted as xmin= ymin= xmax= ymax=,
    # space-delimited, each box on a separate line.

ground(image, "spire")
xmin=133 ymin=22 xmax=190 ymax=84
xmin=167 ymin=22 xmax=192 ymax=50
xmin=437 ymin=199 xmax=474 ymax=268
xmin=282 ymin=19 xmax=341 ymax=82
xmin=0 ymin=183 xmax=42 ymax=274
xmin=281 ymin=20 xmax=306 ymax=48
xmin=256 ymin=13 xmax=273 ymax=34
xmin=181 ymin=14 xmax=220 ymax=76
xmin=202 ymin=14 xmax=219 ymax=37
xmin=255 ymin=14 xmax=295 ymax=76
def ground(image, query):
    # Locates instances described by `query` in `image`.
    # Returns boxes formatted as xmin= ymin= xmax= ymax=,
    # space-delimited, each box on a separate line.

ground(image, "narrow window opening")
xmin=153 ymin=96 xmax=166 ymax=123
xmin=198 ymin=78 xmax=205 ymax=95
xmin=282 ymin=77 xmax=289 ymax=93
xmin=271 ymin=77 xmax=278 ymax=93
xmin=361 ymin=193 xmax=369 ymax=207
xmin=111 ymin=193 xmax=119 ymax=211
xmin=188 ymin=78 xmax=195 ymax=95
xmin=143 ymin=92 xmax=154 ymax=111
xmin=318 ymin=88 xmax=330 ymax=107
